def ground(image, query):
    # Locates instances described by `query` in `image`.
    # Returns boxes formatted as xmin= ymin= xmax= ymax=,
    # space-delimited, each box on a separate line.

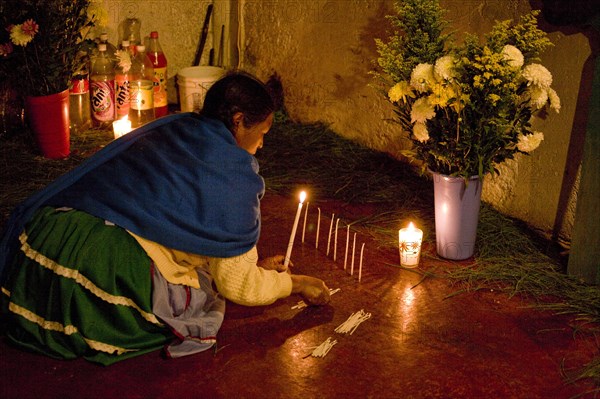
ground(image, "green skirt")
xmin=1 ymin=207 xmax=173 ymax=365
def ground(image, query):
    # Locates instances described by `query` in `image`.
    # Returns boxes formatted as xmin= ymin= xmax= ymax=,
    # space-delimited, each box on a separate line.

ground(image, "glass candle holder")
xmin=399 ymin=222 xmax=423 ymax=268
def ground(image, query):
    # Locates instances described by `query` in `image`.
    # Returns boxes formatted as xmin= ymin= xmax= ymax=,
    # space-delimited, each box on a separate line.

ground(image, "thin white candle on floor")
xmin=350 ymin=232 xmax=357 ymax=275
xmin=315 ymin=207 xmax=321 ymax=249
xmin=344 ymin=225 xmax=350 ymax=270
xmin=284 ymin=191 xmax=306 ymax=267
xmin=333 ymin=218 xmax=340 ymax=261
xmin=326 ymin=213 xmax=335 ymax=256
xmin=301 ymin=201 xmax=309 ymax=243
xmin=358 ymin=242 xmax=365 ymax=282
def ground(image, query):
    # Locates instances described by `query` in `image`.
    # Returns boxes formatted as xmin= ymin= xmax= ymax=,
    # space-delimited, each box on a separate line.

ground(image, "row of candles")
xmin=284 ymin=191 xmax=424 ymax=280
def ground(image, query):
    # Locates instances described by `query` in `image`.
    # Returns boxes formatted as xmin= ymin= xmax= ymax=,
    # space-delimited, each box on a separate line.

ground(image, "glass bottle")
xmin=90 ymin=43 xmax=116 ymax=128
xmin=147 ymin=31 xmax=168 ymax=117
xmin=128 ymin=45 xmax=155 ymax=128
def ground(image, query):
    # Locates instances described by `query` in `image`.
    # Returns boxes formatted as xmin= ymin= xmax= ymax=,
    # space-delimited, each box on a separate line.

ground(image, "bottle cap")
xmin=122 ymin=40 xmax=130 ymax=47
xmin=100 ymin=33 xmax=108 ymax=41
xmin=98 ymin=43 xmax=107 ymax=52
xmin=150 ymin=31 xmax=158 ymax=39
xmin=136 ymin=45 xmax=145 ymax=52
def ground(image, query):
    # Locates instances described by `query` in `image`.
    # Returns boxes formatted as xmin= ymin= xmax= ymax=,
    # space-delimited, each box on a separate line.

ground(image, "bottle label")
xmin=130 ymin=81 xmax=154 ymax=111
xmin=153 ymin=67 xmax=168 ymax=107
xmin=91 ymin=80 xmax=115 ymax=121
xmin=115 ymin=74 xmax=130 ymax=117
xmin=70 ymin=77 xmax=89 ymax=94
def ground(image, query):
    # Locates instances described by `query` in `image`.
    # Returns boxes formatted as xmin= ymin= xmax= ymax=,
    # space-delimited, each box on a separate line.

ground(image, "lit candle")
xmin=315 ymin=207 xmax=321 ymax=249
xmin=112 ymin=117 xmax=132 ymax=139
xmin=358 ymin=242 xmax=365 ymax=282
xmin=344 ymin=225 xmax=350 ymax=270
xmin=301 ymin=201 xmax=309 ymax=243
xmin=398 ymin=222 xmax=423 ymax=268
xmin=333 ymin=218 xmax=340 ymax=261
xmin=326 ymin=213 xmax=335 ymax=256
xmin=284 ymin=191 xmax=306 ymax=267
xmin=350 ymin=232 xmax=356 ymax=275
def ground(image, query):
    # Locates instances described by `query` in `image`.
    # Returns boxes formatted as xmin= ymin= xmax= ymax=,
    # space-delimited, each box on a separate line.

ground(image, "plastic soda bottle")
xmin=147 ymin=31 xmax=168 ymax=117
xmin=128 ymin=45 xmax=155 ymax=128
xmin=90 ymin=43 xmax=115 ymax=128
xmin=99 ymin=33 xmax=117 ymax=65
xmin=114 ymin=40 xmax=132 ymax=119
xmin=122 ymin=14 xmax=141 ymax=54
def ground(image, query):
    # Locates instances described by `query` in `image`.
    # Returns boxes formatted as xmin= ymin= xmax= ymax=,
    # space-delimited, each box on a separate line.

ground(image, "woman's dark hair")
xmin=201 ymin=71 xmax=275 ymax=131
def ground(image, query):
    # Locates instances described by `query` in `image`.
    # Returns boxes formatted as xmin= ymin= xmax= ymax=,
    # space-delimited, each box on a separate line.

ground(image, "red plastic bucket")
xmin=26 ymin=89 xmax=70 ymax=159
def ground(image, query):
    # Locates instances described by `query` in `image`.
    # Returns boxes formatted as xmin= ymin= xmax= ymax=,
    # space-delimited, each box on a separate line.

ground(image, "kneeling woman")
xmin=0 ymin=72 xmax=330 ymax=365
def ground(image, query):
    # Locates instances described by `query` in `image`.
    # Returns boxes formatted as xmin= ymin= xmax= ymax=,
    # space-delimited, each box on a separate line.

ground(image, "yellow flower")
xmin=388 ymin=81 xmax=415 ymax=103
xmin=428 ymin=83 xmax=456 ymax=107
xmin=10 ymin=24 xmax=34 ymax=46
xmin=488 ymin=93 xmax=501 ymax=106
xmin=88 ymin=1 xmax=108 ymax=27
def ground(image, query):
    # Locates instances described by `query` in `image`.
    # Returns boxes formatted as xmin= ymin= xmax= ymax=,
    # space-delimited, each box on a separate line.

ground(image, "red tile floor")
xmin=0 ymin=193 xmax=598 ymax=398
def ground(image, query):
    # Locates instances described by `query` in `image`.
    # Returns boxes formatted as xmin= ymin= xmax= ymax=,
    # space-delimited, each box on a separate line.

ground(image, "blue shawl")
xmin=0 ymin=113 xmax=265 ymax=284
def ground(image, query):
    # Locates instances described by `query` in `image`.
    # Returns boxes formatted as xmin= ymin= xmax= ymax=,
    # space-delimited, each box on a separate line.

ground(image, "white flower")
xmin=434 ymin=55 xmax=457 ymax=81
xmin=501 ymin=45 xmax=524 ymax=68
xmin=388 ymin=81 xmax=414 ymax=103
xmin=547 ymin=87 xmax=561 ymax=113
xmin=517 ymin=131 xmax=544 ymax=152
xmin=410 ymin=97 xmax=436 ymax=123
xmin=522 ymin=63 xmax=553 ymax=88
xmin=527 ymin=86 xmax=549 ymax=109
xmin=115 ymin=50 xmax=132 ymax=72
xmin=410 ymin=63 xmax=435 ymax=92
xmin=412 ymin=122 xmax=430 ymax=142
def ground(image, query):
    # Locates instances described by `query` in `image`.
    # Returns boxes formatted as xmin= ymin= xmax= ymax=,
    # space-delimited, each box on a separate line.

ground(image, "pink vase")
xmin=25 ymin=89 xmax=70 ymax=159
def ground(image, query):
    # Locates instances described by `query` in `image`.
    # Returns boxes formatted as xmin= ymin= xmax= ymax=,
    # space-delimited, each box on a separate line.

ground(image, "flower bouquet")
xmin=0 ymin=0 xmax=103 ymax=158
xmin=0 ymin=0 xmax=103 ymax=97
xmin=373 ymin=0 xmax=561 ymax=260
xmin=374 ymin=0 xmax=560 ymax=181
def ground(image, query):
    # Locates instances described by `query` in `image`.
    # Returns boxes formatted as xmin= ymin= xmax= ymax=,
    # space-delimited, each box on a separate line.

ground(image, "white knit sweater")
xmin=129 ymin=232 xmax=292 ymax=306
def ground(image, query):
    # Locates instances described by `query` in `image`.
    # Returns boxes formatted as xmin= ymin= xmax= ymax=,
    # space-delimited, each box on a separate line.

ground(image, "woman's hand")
xmin=291 ymin=275 xmax=331 ymax=306
xmin=257 ymin=255 xmax=289 ymax=272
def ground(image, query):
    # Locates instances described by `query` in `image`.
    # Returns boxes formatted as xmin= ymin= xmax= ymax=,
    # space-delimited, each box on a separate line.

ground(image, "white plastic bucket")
xmin=177 ymin=66 xmax=226 ymax=112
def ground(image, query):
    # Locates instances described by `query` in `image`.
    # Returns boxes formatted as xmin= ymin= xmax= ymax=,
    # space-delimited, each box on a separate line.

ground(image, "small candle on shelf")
xmin=399 ymin=222 xmax=423 ymax=268
xmin=284 ymin=191 xmax=306 ymax=267
xmin=112 ymin=117 xmax=132 ymax=139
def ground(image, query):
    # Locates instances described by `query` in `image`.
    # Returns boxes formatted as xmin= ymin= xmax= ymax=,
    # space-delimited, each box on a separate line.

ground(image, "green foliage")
xmin=375 ymin=0 xmax=451 ymax=83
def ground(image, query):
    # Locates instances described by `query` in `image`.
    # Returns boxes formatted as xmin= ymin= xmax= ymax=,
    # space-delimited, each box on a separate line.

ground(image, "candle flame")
xmin=300 ymin=191 xmax=307 ymax=203
xmin=408 ymin=222 xmax=415 ymax=230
